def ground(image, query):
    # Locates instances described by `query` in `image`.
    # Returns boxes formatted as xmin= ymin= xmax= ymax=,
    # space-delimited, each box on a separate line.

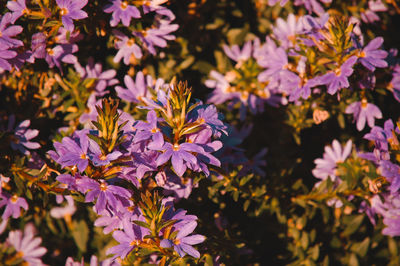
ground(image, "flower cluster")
xmin=48 ymin=80 xmax=225 ymax=262
xmin=105 ymin=0 xmax=178 ymax=63
xmin=0 ymin=0 xmax=178 ymax=74
xmin=207 ymin=12 xmax=389 ymax=131
xmin=2 ymin=0 xmax=400 ymax=265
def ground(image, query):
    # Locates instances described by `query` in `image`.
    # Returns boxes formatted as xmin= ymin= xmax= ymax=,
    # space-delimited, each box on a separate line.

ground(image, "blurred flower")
xmin=133 ymin=22 xmax=179 ymax=55
xmin=272 ymin=14 xmax=304 ymax=48
xmin=50 ymin=195 xmax=76 ymax=219
xmin=0 ymin=193 xmax=28 ymax=219
xmin=360 ymin=0 xmax=387 ymax=23
xmin=9 ymin=119 xmax=40 ymax=155
xmin=6 ymin=224 xmax=47 ymax=265
xmin=113 ymin=30 xmax=142 ymax=64
xmin=104 ymin=0 xmax=141 ymax=27
xmin=75 ymin=58 xmax=118 ymax=96
xmin=312 ymin=139 xmax=352 ymax=183
xmin=345 ymin=99 xmax=382 ymax=131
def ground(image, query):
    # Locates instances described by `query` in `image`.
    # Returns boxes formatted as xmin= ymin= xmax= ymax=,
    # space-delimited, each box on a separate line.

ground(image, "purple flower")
xmin=272 ymin=14 xmax=304 ymax=48
xmin=75 ymin=58 xmax=118 ymax=96
xmin=7 ymin=0 xmax=28 ymax=23
xmin=370 ymin=193 xmax=400 ymax=237
xmin=113 ymin=30 xmax=142 ymax=64
xmin=31 ymin=32 xmax=47 ymax=59
xmin=345 ymin=99 xmax=382 ymax=131
xmin=81 ymin=179 xmax=131 ymax=213
xmin=223 ymin=41 xmax=252 ymax=63
xmin=119 ymin=150 xmax=158 ymax=182
xmin=258 ymin=48 xmax=289 ymax=80
xmin=7 ymin=224 xmax=47 ymax=265
xmin=88 ymin=139 xmax=122 ymax=166
xmin=379 ymin=161 xmax=400 ymax=193
xmin=156 ymin=142 xmax=204 ymax=177
xmin=116 ymin=72 xmax=157 ymax=103
xmin=95 ymin=209 xmax=126 ymax=234
xmin=56 ymin=173 xmax=92 ymax=193
xmin=104 ymin=0 xmax=141 ymax=27
xmin=363 ymin=119 xmax=396 ymax=161
xmin=133 ymin=110 xmax=164 ymax=149
xmin=160 ymin=221 xmax=205 ymax=258
xmin=0 ymin=13 xmax=23 ymax=49
xmin=358 ymin=37 xmax=388 ymax=71
xmin=106 ymin=216 xmax=149 ymax=259
xmin=0 ymin=193 xmax=28 ymax=219
xmin=205 ymin=71 xmax=234 ymax=104
xmin=312 ymin=139 xmax=352 ymax=184
xmin=289 ymin=76 xmax=321 ymax=101
xmin=51 ymin=130 xmax=90 ymax=172
xmin=156 ymin=170 xmax=196 ymax=199
xmin=45 ymin=43 xmax=78 ymax=70
xmin=189 ymin=104 xmax=227 ymax=137
xmin=56 ymin=0 xmax=88 ymax=31
xmin=133 ymin=22 xmax=179 ymax=55
xmin=391 ymin=65 xmax=400 ymax=102
xmin=319 ymin=56 xmax=357 ymax=95
xmin=10 ymin=119 xmax=40 ymax=155
xmin=294 ymin=0 xmax=332 ymax=15
xmin=268 ymin=0 xmax=289 ymax=6
xmin=361 ymin=0 xmax=387 ymax=23
xmin=0 ymin=49 xmax=17 ymax=71
xmin=50 ymin=195 xmax=76 ymax=219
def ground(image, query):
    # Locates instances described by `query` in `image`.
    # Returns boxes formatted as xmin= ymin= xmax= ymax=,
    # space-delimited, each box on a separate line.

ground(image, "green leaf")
xmin=243 ymin=200 xmax=250 ymax=211
xmin=342 ymin=215 xmax=364 ymax=236
xmin=132 ymin=220 xmax=150 ymax=229
xmin=348 ymin=253 xmax=359 ymax=266
xmin=350 ymin=237 xmax=370 ymax=257
xmin=227 ymin=26 xmax=248 ymax=45
xmin=71 ymin=220 xmax=89 ymax=252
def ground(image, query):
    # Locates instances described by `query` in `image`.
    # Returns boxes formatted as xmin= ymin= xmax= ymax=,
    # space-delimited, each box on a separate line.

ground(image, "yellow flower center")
xmin=240 ymin=91 xmax=249 ymax=102
xmin=0 ymin=31 xmax=2 ymax=37
xmin=173 ymin=143 xmax=180 ymax=151
xmin=359 ymin=51 xmax=366 ymax=58
xmin=174 ymin=239 xmax=181 ymax=245
xmin=80 ymin=153 xmax=87 ymax=159
xmin=15 ymin=251 xmax=24 ymax=259
xmin=151 ymin=127 xmax=159 ymax=133
xmin=361 ymin=98 xmax=368 ymax=108
xmin=100 ymin=182 xmax=107 ymax=191
xmin=60 ymin=8 xmax=68 ymax=16
xmin=130 ymin=240 xmax=139 ymax=246
xmin=120 ymin=1 xmax=128 ymax=9
xmin=127 ymin=38 xmax=135 ymax=47
xmin=334 ymin=67 xmax=341 ymax=76
xmin=47 ymin=48 xmax=54 ymax=56
xmin=11 ymin=194 xmax=18 ymax=203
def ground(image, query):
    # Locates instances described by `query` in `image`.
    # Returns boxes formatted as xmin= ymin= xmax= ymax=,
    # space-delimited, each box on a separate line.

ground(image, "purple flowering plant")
xmin=3 ymin=0 xmax=400 ymax=265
